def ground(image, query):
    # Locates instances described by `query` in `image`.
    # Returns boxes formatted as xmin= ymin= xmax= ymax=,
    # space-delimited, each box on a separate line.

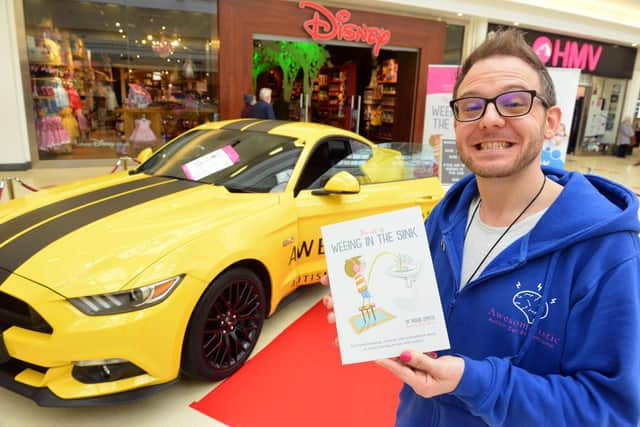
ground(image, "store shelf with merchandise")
xmin=310 ymin=63 xmax=356 ymax=130
xmin=120 ymin=68 xmax=217 ymax=152
xmin=362 ymin=58 xmax=398 ymax=142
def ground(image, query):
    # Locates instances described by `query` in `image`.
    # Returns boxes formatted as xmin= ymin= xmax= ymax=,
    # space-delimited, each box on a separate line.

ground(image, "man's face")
xmin=453 ymin=55 xmax=560 ymax=178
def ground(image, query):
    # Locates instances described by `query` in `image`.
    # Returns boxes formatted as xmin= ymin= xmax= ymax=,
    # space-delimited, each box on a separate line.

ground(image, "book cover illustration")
xmin=321 ymin=206 xmax=450 ymax=364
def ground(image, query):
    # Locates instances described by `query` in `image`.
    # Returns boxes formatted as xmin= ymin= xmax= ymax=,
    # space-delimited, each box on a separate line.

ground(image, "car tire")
xmin=181 ymin=267 xmax=267 ymax=381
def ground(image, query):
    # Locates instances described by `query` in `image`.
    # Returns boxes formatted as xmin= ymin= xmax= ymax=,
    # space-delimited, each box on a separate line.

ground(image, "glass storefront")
xmin=22 ymin=0 xmax=219 ymax=161
xmin=444 ymin=24 xmax=464 ymax=65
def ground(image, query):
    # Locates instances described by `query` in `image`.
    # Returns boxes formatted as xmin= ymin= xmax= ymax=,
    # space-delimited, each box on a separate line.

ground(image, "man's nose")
xmin=478 ymin=102 xmax=505 ymax=128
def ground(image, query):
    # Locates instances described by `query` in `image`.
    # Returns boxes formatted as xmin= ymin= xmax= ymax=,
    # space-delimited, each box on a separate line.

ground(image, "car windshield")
xmin=137 ymin=129 xmax=302 ymax=193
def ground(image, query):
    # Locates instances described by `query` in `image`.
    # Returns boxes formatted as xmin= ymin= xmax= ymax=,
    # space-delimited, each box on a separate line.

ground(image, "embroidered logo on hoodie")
xmin=488 ymin=281 xmax=560 ymax=349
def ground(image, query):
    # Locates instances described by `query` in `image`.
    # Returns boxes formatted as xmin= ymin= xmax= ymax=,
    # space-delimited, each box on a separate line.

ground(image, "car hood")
xmin=1 ymin=176 xmax=279 ymax=298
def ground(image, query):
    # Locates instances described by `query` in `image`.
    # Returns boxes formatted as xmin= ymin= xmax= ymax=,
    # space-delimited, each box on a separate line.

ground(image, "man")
xmin=250 ymin=87 xmax=276 ymax=120
xmin=240 ymin=94 xmax=256 ymax=118
xmin=322 ymin=29 xmax=640 ymax=426
xmin=616 ymin=116 xmax=634 ymax=158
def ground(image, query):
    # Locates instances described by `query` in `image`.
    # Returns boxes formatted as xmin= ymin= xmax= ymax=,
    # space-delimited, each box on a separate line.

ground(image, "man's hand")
xmin=320 ymin=274 xmax=335 ymax=324
xmin=376 ymin=351 xmax=465 ymax=398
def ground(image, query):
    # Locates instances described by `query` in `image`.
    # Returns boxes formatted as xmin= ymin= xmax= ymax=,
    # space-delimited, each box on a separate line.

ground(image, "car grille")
xmin=0 ymin=292 xmax=53 ymax=334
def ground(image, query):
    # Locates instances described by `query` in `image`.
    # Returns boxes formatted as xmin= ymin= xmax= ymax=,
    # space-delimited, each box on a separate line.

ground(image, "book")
xmin=321 ymin=206 xmax=450 ymax=364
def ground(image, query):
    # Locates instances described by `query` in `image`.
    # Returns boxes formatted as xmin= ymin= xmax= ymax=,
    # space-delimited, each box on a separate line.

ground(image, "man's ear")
xmin=544 ymin=105 xmax=562 ymax=139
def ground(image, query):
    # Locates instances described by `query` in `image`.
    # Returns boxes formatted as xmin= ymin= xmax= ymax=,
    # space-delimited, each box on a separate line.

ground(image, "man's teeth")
xmin=479 ymin=142 xmax=511 ymax=150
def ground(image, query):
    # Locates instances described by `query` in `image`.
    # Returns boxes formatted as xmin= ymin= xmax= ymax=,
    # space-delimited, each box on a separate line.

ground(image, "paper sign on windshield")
xmin=321 ymin=206 xmax=450 ymax=364
xmin=181 ymin=145 xmax=240 ymax=181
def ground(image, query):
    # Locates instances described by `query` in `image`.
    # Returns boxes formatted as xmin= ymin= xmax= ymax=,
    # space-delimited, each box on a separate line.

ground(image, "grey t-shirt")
xmin=460 ymin=197 xmax=547 ymax=289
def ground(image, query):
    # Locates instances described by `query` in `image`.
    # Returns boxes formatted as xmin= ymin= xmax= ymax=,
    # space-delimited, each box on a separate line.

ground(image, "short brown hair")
xmin=453 ymin=28 xmax=556 ymax=106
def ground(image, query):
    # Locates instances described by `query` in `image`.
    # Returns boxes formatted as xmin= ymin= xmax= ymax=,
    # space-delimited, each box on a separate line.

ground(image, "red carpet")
xmin=190 ymin=301 xmax=402 ymax=427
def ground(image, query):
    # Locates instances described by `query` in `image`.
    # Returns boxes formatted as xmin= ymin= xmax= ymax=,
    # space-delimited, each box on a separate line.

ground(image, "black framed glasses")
xmin=449 ymin=90 xmax=549 ymax=122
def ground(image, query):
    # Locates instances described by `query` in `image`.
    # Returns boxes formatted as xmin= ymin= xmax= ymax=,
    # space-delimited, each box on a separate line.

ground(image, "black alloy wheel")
xmin=182 ymin=267 xmax=267 ymax=381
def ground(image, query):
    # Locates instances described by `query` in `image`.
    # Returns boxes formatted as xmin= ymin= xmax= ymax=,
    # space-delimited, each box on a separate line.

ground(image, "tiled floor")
xmin=0 ymin=151 xmax=639 ymax=426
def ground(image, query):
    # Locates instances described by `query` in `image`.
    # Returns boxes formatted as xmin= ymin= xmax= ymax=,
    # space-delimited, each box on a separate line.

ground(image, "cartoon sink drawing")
xmin=386 ymin=253 xmax=421 ymax=287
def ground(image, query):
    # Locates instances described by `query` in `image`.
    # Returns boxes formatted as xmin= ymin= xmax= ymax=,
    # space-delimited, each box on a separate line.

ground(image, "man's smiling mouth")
xmin=476 ymin=142 xmax=514 ymax=150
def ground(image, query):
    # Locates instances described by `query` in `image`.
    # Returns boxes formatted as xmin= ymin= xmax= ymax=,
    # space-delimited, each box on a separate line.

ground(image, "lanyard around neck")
xmin=463 ymin=176 xmax=547 ymax=287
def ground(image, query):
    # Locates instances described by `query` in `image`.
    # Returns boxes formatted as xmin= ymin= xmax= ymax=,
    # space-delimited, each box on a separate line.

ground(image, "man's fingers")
xmin=399 ymin=350 xmax=436 ymax=372
xmin=320 ymin=274 xmax=330 ymax=286
xmin=322 ymin=293 xmax=334 ymax=309
xmin=327 ymin=311 xmax=336 ymax=324
xmin=376 ymin=358 xmax=417 ymax=384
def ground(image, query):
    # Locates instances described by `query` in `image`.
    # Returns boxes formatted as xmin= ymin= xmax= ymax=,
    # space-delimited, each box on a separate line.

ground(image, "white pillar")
xmin=0 ymin=0 xmax=31 ymax=169
xmin=462 ymin=17 xmax=488 ymax=62
xmin=622 ymin=52 xmax=640 ymax=121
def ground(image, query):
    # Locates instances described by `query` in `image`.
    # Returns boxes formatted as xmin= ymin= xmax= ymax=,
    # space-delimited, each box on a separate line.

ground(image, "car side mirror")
xmin=136 ymin=147 xmax=153 ymax=165
xmin=311 ymin=171 xmax=360 ymax=196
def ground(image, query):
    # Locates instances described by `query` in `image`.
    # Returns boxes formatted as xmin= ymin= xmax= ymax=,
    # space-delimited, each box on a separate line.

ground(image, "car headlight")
xmin=69 ymin=275 xmax=183 ymax=315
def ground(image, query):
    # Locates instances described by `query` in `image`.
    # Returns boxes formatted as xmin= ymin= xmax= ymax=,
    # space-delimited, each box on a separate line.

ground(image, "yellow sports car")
xmin=0 ymin=119 xmax=443 ymax=406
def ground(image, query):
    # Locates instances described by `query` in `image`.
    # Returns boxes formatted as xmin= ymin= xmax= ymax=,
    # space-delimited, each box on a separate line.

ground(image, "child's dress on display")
xmin=75 ymin=109 xmax=88 ymax=133
xmin=37 ymin=115 xmax=70 ymax=152
xmin=60 ymin=107 xmax=79 ymax=144
xmin=129 ymin=118 xmax=157 ymax=150
xmin=66 ymin=85 xmax=83 ymax=111
xmin=183 ymin=59 xmax=195 ymax=79
xmin=52 ymin=82 xmax=70 ymax=111
xmin=105 ymin=86 xmax=118 ymax=111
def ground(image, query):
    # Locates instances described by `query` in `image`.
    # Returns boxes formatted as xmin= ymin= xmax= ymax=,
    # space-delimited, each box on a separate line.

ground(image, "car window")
xmin=304 ymin=140 xmax=412 ymax=189
xmin=296 ymin=139 xmax=356 ymax=192
xmin=308 ymin=140 xmax=371 ymax=188
xmin=137 ymin=128 xmax=302 ymax=193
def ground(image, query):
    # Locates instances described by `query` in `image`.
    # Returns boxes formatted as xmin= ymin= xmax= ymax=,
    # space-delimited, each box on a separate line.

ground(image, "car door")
xmin=292 ymin=137 xmax=442 ymax=286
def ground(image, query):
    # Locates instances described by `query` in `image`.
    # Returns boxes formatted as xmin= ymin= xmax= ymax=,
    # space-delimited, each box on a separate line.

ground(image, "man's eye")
xmin=462 ymin=101 xmax=484 ymax=112
xmin=498 ymin=93 xmax=529 ymax=108
xmin=502 ymin=99 xmax=526 ymax=107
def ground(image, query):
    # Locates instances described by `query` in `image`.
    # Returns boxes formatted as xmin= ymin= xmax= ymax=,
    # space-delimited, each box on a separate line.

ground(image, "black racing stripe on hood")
xmin=0 ymin=179 xmax=202 ymax=287
xmin=0 ymin=176 xmax=168 ymax=245
xmin=0 ymin=267 xmax=9 ymax=290
xmin=245 ymin=120 xmax=290 ymax=132
xmin=221 ymin=119 xmax=260 ymax=130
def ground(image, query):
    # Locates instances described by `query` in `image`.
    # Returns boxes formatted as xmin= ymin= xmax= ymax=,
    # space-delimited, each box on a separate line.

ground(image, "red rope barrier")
xmin=17 ymin=179 xmax=39 ymax=192
xmin=110 ymin=159 xmax=122 ymax=174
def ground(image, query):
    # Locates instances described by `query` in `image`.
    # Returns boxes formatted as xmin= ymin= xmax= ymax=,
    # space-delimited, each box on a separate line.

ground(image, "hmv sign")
xmin=489 ymin=25 xmax=637 ymax=79
xmin=532 ymin=36 xmax=602 ymax=72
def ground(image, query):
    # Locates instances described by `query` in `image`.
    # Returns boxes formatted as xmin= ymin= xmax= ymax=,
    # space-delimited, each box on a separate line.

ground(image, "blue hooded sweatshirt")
xmin=396 ymin=167 xmax=640 ymax=426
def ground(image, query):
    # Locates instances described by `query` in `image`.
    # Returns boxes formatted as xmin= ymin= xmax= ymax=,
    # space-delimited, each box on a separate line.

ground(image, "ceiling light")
xmin=514 ymin=22 xmax=520 ymax=26
xmin=457 ymin=12 xmax=463 ymax=16
xmin=633 ymin=43 xmax=638 ymax=47
xmin=115 ymin=22 xmax=120 ymax=27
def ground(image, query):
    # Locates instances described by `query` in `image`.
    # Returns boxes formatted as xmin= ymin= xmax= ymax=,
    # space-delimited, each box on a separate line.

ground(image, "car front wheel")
xmin=181 ymin=267 xmax=267 ymax=381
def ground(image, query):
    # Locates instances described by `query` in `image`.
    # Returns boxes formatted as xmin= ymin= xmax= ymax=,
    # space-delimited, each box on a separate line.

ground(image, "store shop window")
xmin=22 ymin=0 xmax=219 ymax=161
xmin=444 ymin=24 xmax=464 ymax=65
xmin=254 ymin=40 xmax=418 ymax=144
xmin=581 ymin=76 xmax=627 ymax=152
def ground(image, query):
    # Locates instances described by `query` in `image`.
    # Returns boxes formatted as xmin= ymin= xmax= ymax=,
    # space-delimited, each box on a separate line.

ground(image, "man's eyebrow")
xmin=458 ymin=84 xmax=531 ymax=98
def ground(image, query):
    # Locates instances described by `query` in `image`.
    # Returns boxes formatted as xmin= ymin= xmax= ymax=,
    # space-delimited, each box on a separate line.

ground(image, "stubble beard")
xmin=458 ymin=133 xmax=544 ymax=179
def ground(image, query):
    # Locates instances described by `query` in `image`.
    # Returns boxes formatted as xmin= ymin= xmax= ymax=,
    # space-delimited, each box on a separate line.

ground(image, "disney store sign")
xmin=299 ymin=1 xmax=391 ymax=56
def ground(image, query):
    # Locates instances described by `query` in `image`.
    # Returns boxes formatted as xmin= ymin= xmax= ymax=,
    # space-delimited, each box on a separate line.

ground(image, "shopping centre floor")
xmin=0 ymin=151 xmax=639 ymax=426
